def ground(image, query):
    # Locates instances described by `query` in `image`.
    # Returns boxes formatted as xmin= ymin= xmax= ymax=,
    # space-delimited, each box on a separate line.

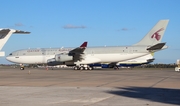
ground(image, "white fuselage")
xmin=6 ymin=46 xmax=150 ymax=65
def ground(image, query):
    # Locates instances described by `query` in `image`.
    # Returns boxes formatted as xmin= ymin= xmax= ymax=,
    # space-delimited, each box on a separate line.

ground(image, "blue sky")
xmin=0 ymin=0 xmax=180 ymax=64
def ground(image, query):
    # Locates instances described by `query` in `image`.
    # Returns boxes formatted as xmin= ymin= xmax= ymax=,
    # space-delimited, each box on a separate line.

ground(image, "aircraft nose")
xmin=6 ymin=56 xmax=14 ymax=62
xmin=6 ymin=53 xmax=13 ymax=61
xmin=6 ymin=56 xmax=11 ymax=61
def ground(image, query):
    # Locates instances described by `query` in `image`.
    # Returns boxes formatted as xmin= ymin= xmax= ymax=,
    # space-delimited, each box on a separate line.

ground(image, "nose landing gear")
xmin=20 ymin=64 xmax=24 ymax=70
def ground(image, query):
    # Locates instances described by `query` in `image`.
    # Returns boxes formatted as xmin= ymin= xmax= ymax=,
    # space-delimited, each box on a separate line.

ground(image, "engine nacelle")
xmin=55 ymin=54 xmax=73 ymax=62
xmin=47 ymin=58 xmax=61 ymax=66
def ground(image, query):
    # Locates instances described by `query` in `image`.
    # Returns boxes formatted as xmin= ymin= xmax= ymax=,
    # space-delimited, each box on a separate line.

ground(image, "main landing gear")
xmin=113 ymin=65 xmax=119 ymax=70
xmin=74 ymin=64 xmax=93 ymax=70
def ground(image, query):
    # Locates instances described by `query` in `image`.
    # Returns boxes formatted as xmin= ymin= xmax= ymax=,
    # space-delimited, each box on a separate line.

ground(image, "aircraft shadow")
xmin=106 ymin=86 xmax=180 ymax=105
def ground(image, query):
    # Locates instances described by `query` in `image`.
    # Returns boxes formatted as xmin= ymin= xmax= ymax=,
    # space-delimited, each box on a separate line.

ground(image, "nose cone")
xmin=6 ymin=56 xmax=10 ymax=61
xmin=6 ymin=56 xmax=14 ymax=63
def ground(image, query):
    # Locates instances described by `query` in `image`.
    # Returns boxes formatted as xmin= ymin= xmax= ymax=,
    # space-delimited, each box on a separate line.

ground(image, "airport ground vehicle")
xmin=175 ymin=59 xmax=180 ymax=72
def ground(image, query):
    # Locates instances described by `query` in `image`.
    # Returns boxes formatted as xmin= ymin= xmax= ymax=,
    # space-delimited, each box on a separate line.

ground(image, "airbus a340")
xmin=6 ymin=20 xmax=169 ymax=70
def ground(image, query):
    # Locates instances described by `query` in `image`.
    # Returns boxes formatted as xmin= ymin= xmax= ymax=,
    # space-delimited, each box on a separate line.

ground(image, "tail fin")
xmin=134 ymin=20 xmax=169 ymax=46
xmin=0 ymin=29 xmax=30 ymax=50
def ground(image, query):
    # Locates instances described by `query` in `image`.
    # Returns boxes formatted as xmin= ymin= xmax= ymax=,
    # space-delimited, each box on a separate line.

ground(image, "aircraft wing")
xmin=0 ymin=29 xmax=30 ymax=56
xmin=0 ymin=29 xmax=30 ymax=39
xmin=0 ymin=29 xmax=30 ymax=34
xmin=68 ymin=42 xmax=87 ymax=61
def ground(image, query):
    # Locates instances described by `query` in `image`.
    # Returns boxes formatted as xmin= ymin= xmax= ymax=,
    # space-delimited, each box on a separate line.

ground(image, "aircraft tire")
xmin=80 ymin=67 xmax=84 ymax=70
xmin=74 ymin=66 xmax=78 ymax=70
xmin=88 ymin=67 xmax=92 ymax=70
xmin=20 ymin=67 xmax=24 ymax=70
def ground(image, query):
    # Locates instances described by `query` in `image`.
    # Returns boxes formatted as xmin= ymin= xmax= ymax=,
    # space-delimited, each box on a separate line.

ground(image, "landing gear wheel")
xmin=88 ymin=67 xmax=93 ymax=70
xmin=113 ymin=66 xmax=119 ymax=70
xmin=80 ymin=67 xmax=84 ymax=70
xmin=74 ymin=66 xmax=78 ymax=70
xmin=20 ymin=67 xmax=24 ymax=70
xmin=84 ymin=67 xmax=88 ymax=70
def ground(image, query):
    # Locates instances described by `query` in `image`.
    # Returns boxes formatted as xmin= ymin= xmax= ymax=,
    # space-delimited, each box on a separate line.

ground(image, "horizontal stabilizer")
xmin=147 ymin=43 xmax=166 ymax=51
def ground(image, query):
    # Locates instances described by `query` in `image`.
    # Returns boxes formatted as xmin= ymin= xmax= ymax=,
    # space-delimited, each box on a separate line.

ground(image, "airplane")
xmin=0 ymin=29 xmax=30 ymax=57
xmin=6 ymin=20 xmax=169 ymax=70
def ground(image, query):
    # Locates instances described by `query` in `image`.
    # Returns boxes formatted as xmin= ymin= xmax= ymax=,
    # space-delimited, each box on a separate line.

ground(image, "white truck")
xmin=175 ymin=59 xmax=180 ymax=72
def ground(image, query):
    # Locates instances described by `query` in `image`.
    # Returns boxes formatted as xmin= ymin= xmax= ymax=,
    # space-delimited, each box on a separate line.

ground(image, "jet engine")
xmin=55 ymin=54 xmax=73 ymax=62
xmin=47 ymin=58 xmax=62 ymax=66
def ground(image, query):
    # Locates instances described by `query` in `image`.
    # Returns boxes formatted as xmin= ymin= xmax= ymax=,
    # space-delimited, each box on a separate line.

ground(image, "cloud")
xmin=15 ymin=23 xmax=24 ymax=27
xmin=121 ymin=28 xmax=128 ymax=31
xmin=63 ymin=24 xmax=86 ymax=29
xmin=117 ymin=28 xmax=135 ymax=31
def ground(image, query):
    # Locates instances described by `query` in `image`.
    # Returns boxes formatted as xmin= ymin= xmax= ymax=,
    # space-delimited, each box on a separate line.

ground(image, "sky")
xmin=0 ymin=0 xmax=180 ymax=64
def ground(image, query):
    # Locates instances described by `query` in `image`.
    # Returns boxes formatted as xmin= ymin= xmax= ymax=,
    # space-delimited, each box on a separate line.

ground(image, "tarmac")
xmin=0 ymin=67 xmax=180 ymax=106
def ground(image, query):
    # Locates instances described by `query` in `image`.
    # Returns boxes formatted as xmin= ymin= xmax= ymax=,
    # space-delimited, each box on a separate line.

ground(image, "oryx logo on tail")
xmin=134 ymin=20 xmax=169 ymax=46
xmin=151 ymin=28 xmax=164 ymax=41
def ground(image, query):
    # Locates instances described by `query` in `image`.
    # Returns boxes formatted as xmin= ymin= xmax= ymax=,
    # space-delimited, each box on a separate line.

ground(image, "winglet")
xmin=68 ymin=42 xmax=88 ymax=56
xmin=14 ymin=30 xmax=30 ymax=34
xmin=80 ymin=42 xmax=87 ymax=47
